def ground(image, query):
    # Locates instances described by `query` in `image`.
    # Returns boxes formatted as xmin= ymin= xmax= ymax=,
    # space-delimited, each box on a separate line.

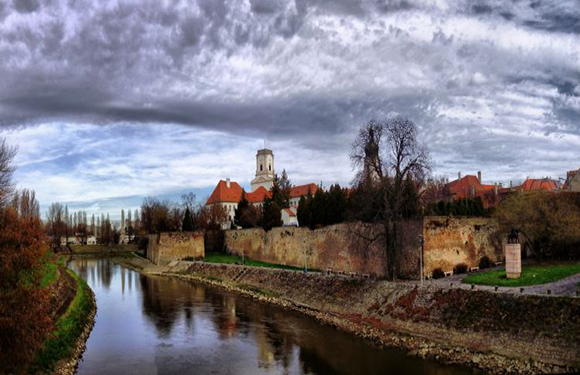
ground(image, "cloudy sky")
xmin=0 ymin=0 xmax=579 ymax=218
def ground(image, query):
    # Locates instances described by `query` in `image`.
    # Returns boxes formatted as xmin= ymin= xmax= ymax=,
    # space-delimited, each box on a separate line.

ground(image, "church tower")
xmin=250 ymin=148 xmax=275 ymax=192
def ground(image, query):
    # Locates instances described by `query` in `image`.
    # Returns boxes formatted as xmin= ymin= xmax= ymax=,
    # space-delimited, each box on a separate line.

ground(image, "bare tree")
xmin=46 ymin=202 xmax=66 ymax=248
xmin=350 ymin=117 xmax=430 ymax=280
xmin=0 ymin=139 xmax=17 ymax=208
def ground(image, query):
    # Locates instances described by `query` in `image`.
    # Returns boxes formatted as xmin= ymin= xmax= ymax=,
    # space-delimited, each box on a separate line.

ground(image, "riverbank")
xmin=30 ymin=268 xmax=96 ymax=375
xmin=113 ymin=256 xmax=580 ymax=375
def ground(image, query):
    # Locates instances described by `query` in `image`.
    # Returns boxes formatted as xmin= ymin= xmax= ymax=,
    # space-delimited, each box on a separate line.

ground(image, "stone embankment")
xmin=121 ymin=260 xmax=580 ymax=375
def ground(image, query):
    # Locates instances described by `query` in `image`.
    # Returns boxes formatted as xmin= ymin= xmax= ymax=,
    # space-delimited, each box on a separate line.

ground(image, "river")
xmin=68 ymin=257 xmax=481 ymax=375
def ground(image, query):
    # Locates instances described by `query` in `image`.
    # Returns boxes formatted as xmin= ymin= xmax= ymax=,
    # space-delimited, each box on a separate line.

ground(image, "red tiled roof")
xmin=445 ymin=175 xmax=494 ymax=199
xmin=288 ymin=183 xmax=318 ymax=198
xmin=206 ymin=180 xmax=244 ymax=205
xmin=207 ymin=180 xmax=318 ymax=205
xmin=283 ymin=208 xmax=296 ymax=217
xmin=246 ymin=186 xmax=271 ymax=203
xmin=517 ymin=178 xmax=558 ymax=192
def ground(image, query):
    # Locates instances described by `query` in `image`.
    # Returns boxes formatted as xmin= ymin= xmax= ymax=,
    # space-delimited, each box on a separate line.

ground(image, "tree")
xmin=494 ymin=191 xmax=580 ymax=260
xmin=0 ymin=138 xmax=17 ymax=208
xmin=278 ymin=169 xmax=292 ymax=207
xmin=350 ymin=117 xmax=430 ymax=280
xmin=259 ymin=198 xmax=282 ymax=231
xmin=46 ymin=202 xmax=66 ymax=249
xmin=296 ymin=195 xmax=309 ymax=227
xmin=0 ymin=142 xmax=52 ymax=373
xmin=235 ymin=193 xmax=261 ymax=228
xmin=182 ymin=207 xmax=194 ymax=231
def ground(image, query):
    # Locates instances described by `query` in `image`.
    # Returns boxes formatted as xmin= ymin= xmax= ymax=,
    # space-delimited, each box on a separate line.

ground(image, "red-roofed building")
xmin=288 ymin=183 xmax=318 ymax=208
xmin=444 ymin=171 xmax=508 ymax=208
xmin=246 ymin=186 xmax=272 ymax=205
xmin=281 ymin=207 xmax=299 ymax=227
xmin=206 ymin=178 xmax=244 ymax=221
xmin=515 ymin=178 xmax=559 ymax=192
xmin=563 ymin=169 xmax=580 ymax=192
xmin=206 ymin=149 xmax=318 ymax=227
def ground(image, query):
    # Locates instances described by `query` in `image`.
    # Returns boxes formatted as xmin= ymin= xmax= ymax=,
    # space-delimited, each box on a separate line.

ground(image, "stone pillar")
xmin=505 ymin=244 xmax=521 ymax=278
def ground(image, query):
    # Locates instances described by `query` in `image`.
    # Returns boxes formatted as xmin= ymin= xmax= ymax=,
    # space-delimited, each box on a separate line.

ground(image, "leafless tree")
xmin=350 ymin=116 xmax=430 ymax=280
xmin=46 ymin=202 xmax=66 ymax=248
xmin=0 ymin=139 xmax=17 ymax=208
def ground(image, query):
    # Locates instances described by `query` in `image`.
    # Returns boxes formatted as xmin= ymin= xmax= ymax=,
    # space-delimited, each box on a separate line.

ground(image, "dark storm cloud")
xmin=0 ymin=0 xmax=579 ymax=185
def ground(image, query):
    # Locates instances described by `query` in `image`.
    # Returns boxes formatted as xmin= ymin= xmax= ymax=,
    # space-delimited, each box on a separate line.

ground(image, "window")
xmin=260 ymin=164 xmax=263 ymax=171
xmin=269 ymin=164 xmax=271 ymax=171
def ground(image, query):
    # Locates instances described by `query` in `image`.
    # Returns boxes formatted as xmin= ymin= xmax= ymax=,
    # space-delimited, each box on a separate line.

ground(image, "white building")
xmin=250 ymin=149 xmax=275 ymax=192
xmin=207 ymin=148 xmax=317 ymax=228
xmin=281 ymin=207 xmax=299 ymax=227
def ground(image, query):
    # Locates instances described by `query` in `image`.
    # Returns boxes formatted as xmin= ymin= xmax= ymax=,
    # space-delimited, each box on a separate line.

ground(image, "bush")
xmin=479 ymin=256 xmax=492 ymax=269
xmin=453 ymin=263 xmax=468 ymax=274
xmin=432 ymin=268 xmax=445 ymax=279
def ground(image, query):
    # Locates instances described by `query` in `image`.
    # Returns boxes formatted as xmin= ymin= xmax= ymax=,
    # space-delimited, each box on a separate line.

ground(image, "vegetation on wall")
xmin=494 ymin=191 xmax=580 ymax=261
xmin=428 ymin=197 xmax=487 ymax=217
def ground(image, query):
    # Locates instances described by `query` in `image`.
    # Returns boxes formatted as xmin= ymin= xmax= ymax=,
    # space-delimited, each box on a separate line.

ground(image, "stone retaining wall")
xmin=225 ymin=217 xmax=502 ymax=279
xmin=147 ymin=232 xmax=204 ymax=265
xmin=422 ymin=217 xmax=503 ymax=277
xmin=225 ymin=223 xmax=388 ymax=277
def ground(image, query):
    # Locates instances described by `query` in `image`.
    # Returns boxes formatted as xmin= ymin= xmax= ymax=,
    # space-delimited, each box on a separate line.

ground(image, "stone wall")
xmin=147 ymin=231 xmax=205 ymax=265
xmin=225 ymin=217 xmax=502 ymax=279
xmin=422 ymin=216 xmax=503 ymax=276
xmin=225 ymin=223 xmax=388 ymax=277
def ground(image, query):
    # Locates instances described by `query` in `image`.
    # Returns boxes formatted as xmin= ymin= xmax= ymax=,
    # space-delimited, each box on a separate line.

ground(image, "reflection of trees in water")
xmin=139 ymin=275 xmax=206 ymax=337
xmin=96 ymin=258 xmax=113 ymax=290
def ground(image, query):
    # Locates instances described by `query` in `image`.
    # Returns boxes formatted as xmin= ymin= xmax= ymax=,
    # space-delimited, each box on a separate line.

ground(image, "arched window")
xmin=269 ymin=164 xmax=271 ymax=171
xmin=260 ymin=164 xmax=263 ymax=171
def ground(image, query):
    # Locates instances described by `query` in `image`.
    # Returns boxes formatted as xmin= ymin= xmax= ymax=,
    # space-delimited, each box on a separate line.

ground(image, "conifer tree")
xmin=182 ymin=207 xmax=194 ymax=231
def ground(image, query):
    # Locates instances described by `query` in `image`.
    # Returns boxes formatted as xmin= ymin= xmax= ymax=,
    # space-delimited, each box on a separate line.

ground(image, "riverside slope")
xmin=114 ymin=257 xmax=580 ymax=375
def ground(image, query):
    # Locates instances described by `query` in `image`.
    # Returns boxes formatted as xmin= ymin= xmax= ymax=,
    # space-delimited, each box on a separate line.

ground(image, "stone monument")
xmin=505 ymin=229 xmax=521 ymax=279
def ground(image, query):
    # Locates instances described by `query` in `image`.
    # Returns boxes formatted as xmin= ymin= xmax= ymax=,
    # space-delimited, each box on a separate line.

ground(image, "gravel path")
xmin=410 ymin=267 xmax=580 ymax=297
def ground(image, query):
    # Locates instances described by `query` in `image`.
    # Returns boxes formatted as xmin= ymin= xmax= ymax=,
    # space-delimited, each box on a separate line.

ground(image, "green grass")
xmin=22 ymin=252 xmax=63 ymax=289
xmin=203 ymin=252 xmax=306 ymax=271
xmin=463 ymin=263 xmax=580 ymax=287
xmin=30 ymin=269 xmax=94 ymax=374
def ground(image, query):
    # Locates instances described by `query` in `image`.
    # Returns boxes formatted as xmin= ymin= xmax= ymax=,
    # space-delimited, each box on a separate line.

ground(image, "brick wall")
xmin=147 ymin=231 xmax=205 ymax=265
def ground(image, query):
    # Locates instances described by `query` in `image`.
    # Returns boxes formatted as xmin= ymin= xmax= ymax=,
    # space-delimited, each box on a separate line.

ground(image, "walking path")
xmin=417 ymin=267 xmax=580 ymax=297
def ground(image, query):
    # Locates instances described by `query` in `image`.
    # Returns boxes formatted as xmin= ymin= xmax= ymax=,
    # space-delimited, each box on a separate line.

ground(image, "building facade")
xmin=207 ymin=148 xmax=316 ymax=227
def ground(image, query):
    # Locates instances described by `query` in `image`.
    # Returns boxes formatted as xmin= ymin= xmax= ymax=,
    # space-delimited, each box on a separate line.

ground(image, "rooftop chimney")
xmin=458 ymin=172 xmax=462 ymax=180
xmin=477 ymin=171 xmax=482 ymax=183
xmin=226 ymin=178 xmax=231 ymax=188
xmin=494 ymin=182 xmax=498 ymax=195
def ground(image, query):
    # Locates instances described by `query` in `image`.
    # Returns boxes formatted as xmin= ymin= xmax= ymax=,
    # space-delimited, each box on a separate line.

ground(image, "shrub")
xmin=453 ymin=263 xmax=468 ymax=274
xmin=432 ymin=268 xmax=445 ymax=279
xmin=479 ymin=256 xmax=492 ymax=269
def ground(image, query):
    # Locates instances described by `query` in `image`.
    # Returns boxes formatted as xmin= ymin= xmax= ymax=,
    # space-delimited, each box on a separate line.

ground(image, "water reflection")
xmin=69 ymin=257 xmax=481 ymax=375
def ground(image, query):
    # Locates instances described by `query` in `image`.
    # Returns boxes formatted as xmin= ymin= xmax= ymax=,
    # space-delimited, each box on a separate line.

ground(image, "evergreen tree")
xmin=296 ymin=196 xmax=309 ymax=227
xmin=234 ymin=193 xmax=250 ymax=226
xmin=401 ymin=174 xmax=421 ymax=218
xmin=270 ymin=176 xmax=285 ymax=209
xmin=182 ymin=207 xmax=194 ymax=231
xmin=259 ymin=198 xmax=282 ymax=231
xmin=278 ymin=169 xmax=292 ymax=207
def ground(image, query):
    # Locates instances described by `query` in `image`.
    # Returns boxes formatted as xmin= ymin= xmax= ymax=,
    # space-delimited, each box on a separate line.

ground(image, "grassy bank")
xmin=463 ymin=263 xmax=580 ymax=287
xmin=30 ymin=269 xmax=94 ymax=374
xmin=202 ymin=252 xmax=306 ymax=271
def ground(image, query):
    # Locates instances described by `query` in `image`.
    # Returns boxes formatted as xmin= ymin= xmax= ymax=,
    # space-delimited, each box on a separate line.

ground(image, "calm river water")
xmin=68 ymin=257 xmax=481 ymax=375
